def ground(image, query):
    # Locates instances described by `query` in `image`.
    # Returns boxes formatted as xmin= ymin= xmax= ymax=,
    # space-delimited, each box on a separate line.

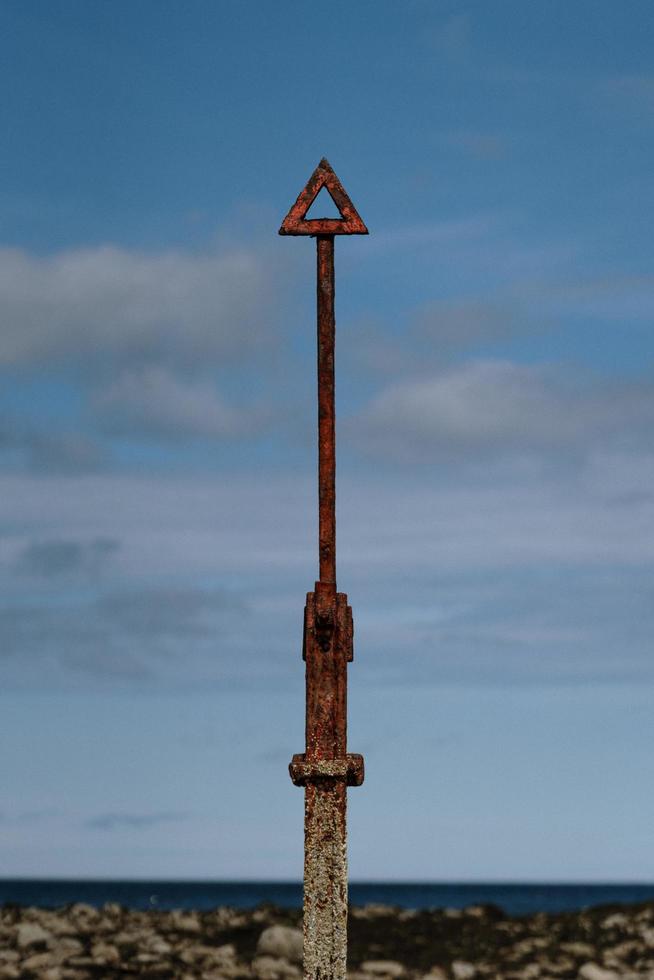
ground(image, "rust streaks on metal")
xmin=280 ymin=159 xmax=368 ymax=980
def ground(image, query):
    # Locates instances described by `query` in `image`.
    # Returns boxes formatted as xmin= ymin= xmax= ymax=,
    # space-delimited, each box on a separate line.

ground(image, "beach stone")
xmin=57 ymin=938 xmax=84 ymax=957
xmin=179 ymin=948 xmax=203 ymax=966
xmin=0 ymin=966 xmax=19 ymax=980
xmin=421 ymin=969 xmax=448 ymax=980
xmin=46 ymin=918 xmax=79 ymax=938
xmin=463 ymin=905 xmax=486 ymax=918
xmin=21 ymin=951 xmax=54 ymax=971
xmin=149 ymin=938 xmax=173 ymax=956
xmin=170 ymin=909 xmax=201 ymax=933
xmin=65 ymin=955 xmax=96 ymax=968
xmin=601 ymin=914 xmax=629 ymax=931
xmin=252 ymin=954 xmax=302 ymax=980
xmin=113 ymin=931 xmax=142 ymax=957
xmin=353 ymin=904 xmax=397 ymax=919
xmin=257 ymin=925 xmax=303 ymax=965
xmin=90 ymin=941 xmax=120 ymax=964
xmin=561 ymin=943 xmax=596 ymax=960
xmin=16 ymin=921 xmax=52 ymax=949
xmin=360 ymin=961 xmax=406 ymax=978
xmin=451 ymin=962 xmax=476 ymax=980
xmin=202 ymin=944 xmax=238 ymax=969
xmin=68 ymin=903 xmax=97 ymax=921
xmin=579 ymin=964 xmax=619 ymax=980
xmin=603 ymin=940 xmax=639 ymax=964
xmin=102 ymin=902 xmax=122 ymax=916
xmin=511 ymin=937 xmax=549 ymax=957
xmin=214 ymin=943 xmax=237 ymax=959
xmin=136 ymin=951 xmax=163 ymax=963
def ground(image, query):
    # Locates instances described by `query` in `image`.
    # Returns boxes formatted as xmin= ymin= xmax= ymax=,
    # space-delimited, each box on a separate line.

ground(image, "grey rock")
xmin=360 ymin=961 xmax=406 ymax=978
xmin=601 ymin=914 xmax=629 ymax=931
xmin=257 ymin=925 xmax=303 ymax=965
xmin=252 ymin=954 xmax=302 ymax=980
xmin=57 ymin=937 xmax=84 ymax=957
xmin=90 ymin=941 xmax=121 ymax=964
xmin=169 ymin=909 xmax=202 ymax=933
xmin=420 ymin=969 xmax=448 ymax=980
xmin=68 ymin=902 xmax=97 ymax=919
xmin=451 ymin=962 xmax=476 ymax=980
xmin=578 ymin=964 xmax=619 ymax=980
xmin=21 ymin=951 xmax=54 ymax=971
xmin=16 ymin=922 xmax=52 ymax=949
xmin=515 ymin=964 xmax=541 ymax=980
xmin=351 ymin=905 xmax=397 ymax=920
xmin=463 ymin=906 xmax=487 ymax=918
xmin=113 ymin=930 xmax=142 ymax=957
xmin=146 ymin=936 xmax=172 ymax=956
xmin=560 ymin=943 xmax=596 ymax=960
xmin=102 ymin=902 xmax=122 ymax=916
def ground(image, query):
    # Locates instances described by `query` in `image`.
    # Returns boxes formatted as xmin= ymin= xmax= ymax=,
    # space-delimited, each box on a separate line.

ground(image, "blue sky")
xmin=1 ymin=0 xmax=653 ymax=880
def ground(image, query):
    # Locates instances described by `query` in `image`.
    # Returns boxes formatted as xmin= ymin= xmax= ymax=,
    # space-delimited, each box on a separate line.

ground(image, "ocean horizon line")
xmin=3 ymin=877 xmax=654 ymax=885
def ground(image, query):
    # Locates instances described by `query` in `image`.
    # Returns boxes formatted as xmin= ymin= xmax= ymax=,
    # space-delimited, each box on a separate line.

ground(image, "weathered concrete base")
xmin=303 ymin=779 xmax=348 ymax=980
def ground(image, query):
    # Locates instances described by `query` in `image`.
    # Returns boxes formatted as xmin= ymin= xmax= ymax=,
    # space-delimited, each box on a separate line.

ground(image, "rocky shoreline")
xmin=2 ymin=900 xmax=654 ymax=980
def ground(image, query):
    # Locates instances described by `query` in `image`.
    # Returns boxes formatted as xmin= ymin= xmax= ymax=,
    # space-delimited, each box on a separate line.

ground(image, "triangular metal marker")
xmin=279 ymin=158 xmax=368 ymax=236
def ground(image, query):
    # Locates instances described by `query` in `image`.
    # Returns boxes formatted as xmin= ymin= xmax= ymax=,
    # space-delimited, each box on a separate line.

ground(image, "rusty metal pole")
xmin=280 ymin=159 xmax=368 ymax=980
xmin=317 ymin=233 xmax=336 ymax=587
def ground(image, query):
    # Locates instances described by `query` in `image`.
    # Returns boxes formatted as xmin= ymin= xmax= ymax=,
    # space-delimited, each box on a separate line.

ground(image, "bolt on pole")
xmin=279 ymin=158 xmax=368 ymax=980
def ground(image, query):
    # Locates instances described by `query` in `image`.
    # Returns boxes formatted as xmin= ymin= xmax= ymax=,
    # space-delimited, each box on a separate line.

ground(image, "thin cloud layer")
xmin=15 ymin=538 xmax=119 ymax=578
xmin=0 ymin=244 xmax=278 ymax=368
xmin=94 ymin=366 xmax=261 ymax=441
xmin=0 ymin=460 xmax=652 ymax=690
xmin=352 ymin=359 xmax=654 ymax=462
xmin=85 ymin=811 xmax=187 ymax=831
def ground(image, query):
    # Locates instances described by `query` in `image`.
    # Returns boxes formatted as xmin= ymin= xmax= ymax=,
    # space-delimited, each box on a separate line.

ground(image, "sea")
xmin=2 ymin=881 xmax=654 ymax=917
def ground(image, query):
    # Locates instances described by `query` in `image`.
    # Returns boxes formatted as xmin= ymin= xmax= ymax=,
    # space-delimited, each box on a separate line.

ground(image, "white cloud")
xmin=94 ymin=366 xmax=259 ymax=440
xmin=0 ymin=244 xmax=278 ymax=367
xmin=352 ymin=359 xmax=654 ymax=461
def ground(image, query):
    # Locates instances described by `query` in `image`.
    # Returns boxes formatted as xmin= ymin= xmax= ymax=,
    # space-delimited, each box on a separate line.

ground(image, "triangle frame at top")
xmin=279 ymin=158 xmax=368 ymax=236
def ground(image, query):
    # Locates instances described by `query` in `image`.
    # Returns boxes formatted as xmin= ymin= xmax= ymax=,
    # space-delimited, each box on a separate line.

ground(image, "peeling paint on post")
xmin=280 ymin=159 xmax=368 ymax=980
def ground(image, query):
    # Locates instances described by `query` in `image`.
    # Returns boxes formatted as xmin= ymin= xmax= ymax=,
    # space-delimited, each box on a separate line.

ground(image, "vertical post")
xmin=280 ymin=158 xmax=367 ymax=980
xmin=317 ymin=234 xmax=336 ymax=587
xmin=303 ymin=232 xmax=343 ymax=980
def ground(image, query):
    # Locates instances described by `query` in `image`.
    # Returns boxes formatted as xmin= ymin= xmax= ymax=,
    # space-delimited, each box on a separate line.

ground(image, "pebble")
xmin=252 ymin=954 xmax=302 ymax=980
xmin=420 ymin=969 xmax=448 ymax=980
xmin=579 ymin=963 xmax=619 ymax=980
xmin=16 ymin=922 xmax=52 ymax=949
xmin=360 ymin=960 xmax=406 ymax=978
xmin=451 ymin=961 xmax=476 ymax=980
